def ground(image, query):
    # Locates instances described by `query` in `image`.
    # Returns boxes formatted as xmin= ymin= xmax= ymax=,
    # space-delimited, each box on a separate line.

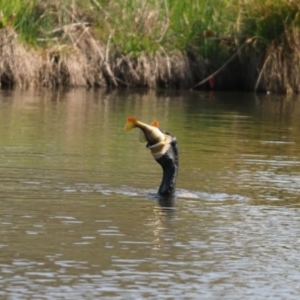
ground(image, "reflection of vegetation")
xmin=0 ymin=1 xmax=300 ymax=92
xmin=0 ymin=89 xmax=183 ymax=188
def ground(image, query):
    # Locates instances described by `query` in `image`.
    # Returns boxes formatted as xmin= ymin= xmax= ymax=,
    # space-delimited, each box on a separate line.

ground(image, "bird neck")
xmin=155 ymin=137 xmax=179 ymax=196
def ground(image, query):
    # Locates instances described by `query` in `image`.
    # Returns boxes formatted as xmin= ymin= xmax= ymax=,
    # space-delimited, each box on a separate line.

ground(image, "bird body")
xmin=124 ymin=117 xmax=178 ymax=197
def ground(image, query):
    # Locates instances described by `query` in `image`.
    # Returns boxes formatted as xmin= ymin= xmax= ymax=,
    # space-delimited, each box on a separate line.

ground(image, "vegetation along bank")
xmin=0 ymin=0 xmax=300 ymax=93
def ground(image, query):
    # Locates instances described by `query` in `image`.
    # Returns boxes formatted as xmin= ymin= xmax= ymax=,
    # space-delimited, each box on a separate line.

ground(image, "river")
xmin=0 ymin=88 xmax=300 ymax=299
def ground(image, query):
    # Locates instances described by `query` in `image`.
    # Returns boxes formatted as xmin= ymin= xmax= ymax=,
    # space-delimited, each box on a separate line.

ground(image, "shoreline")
xmin=0 ymin=27 xmax=257 ymax=92
xmin=1 ymin=1 xmax=300 ymax=94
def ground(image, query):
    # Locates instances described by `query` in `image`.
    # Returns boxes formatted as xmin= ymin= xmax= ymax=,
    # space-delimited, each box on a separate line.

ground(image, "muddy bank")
xmin=0 ymin=26 xmax=299 ymax=93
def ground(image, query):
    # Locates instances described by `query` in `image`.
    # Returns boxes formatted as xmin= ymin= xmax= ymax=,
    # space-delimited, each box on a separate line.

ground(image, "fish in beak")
xmin=124 ymin=117 xmax=166 ymax=150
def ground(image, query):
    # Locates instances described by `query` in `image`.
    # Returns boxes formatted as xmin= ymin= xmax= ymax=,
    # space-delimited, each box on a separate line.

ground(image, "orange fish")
xmin=124 ymin=117 xmax=166 ymax=147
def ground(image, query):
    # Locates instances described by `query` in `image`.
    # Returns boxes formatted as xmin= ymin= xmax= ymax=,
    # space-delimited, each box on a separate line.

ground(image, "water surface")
xmin=0 ymin=89 xmax=300 ymax=299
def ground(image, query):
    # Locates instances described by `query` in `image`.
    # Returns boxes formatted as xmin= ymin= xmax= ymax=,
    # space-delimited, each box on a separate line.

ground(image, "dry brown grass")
xmin=0 ymin=25 xmax=208 ymax=89
xmin=254 ymin=28 xmax=300 ymax=94
xmin=0 ymin=28 xmax=35 ymax=87
xmin=3 ymin=21 xmax=300 ymax=93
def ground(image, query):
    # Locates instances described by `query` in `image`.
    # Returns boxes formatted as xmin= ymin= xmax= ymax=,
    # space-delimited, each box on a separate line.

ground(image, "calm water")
xmin=0 ymin=89 xmax=300 ymax=299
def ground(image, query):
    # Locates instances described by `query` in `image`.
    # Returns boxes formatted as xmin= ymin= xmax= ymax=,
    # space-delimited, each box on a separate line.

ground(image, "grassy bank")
xmin=0 ymin=0 xmax=300 ymax=93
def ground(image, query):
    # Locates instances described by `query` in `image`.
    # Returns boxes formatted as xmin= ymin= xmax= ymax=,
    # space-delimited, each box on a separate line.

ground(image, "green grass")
xmin=1 ymin=0 xmax=299 ymax=55
xmin=239 ymin=0 xmax=300 ymax=46
xmin=0 ymin=0 xmax=235 ymax=54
